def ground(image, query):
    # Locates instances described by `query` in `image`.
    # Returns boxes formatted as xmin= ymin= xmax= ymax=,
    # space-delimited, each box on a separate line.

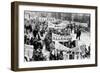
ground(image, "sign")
xmin=24 ymin=44 xmax=34 ymax=61
xmin=52 ymin=33 xmax=72 ymax=41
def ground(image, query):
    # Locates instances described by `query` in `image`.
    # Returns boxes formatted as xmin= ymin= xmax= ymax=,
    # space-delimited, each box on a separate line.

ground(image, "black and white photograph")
xmin=24 ymin=11 xmax=91 ymax=62
xmin=11 ymin=2 xmax=97 ymax=71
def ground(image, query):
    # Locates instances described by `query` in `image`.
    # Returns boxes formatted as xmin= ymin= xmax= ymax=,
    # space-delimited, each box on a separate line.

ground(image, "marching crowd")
xmin=24 ymin=18 xmax=90 ymax=62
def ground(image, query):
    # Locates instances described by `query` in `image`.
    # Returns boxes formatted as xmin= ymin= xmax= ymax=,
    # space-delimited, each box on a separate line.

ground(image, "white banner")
xmin=52 ymin=33 xmax=72 ymax=41
xmin=24 ymin=44 xmax=33 ymax=61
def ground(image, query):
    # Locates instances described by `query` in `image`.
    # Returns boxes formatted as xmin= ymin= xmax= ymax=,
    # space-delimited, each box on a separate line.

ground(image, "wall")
xmin=0 ymin=0 xmax=99 ymax=73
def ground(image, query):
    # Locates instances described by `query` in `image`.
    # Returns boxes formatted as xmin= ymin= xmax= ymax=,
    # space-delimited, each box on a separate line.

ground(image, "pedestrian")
xmin=76 ymin=28 xmax=81 ymax=40
xmin=70 ymin=23 xmax=73 ymax=33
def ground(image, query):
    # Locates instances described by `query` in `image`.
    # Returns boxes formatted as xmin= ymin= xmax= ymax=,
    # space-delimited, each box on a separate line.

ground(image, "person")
xmin=76 ymin=28 xmax=81 ymax=40
xmin=88 ymin=46 xmax=91 ymax=58
xmin=38 ymin=27 xmax=48 ymax=49
xmin=24 ymin=56 xmax=28 ymax=62
xmin=70 ymin=40 xmax=76 ymax=48
xmin=24 ymin=34 xmax=27 ymax=44
xmin=76 ymin=52 xmax=79 ymax=59
xmin=69 ymin=51 xmax=73 ymax=59
xmin=58 ymin=51 xmax=63 ymax=60
xmin=32 ymin=44 xmax=45 ymax=61
xmin=49 ymin=50 xmax=57 ymax=60
xmin=49 ymin=41 xmax=55 ymax=51
xmin=72 ymin=52 xmax=75 ymax=59
xmin=67 ymin=26 xmax=71 ymax=35
xmin=85 ymin=46 xmax=90 ymax=58
xmin=33 ymin=27 xmax=39 ymax=38
xmin=70 ymin=23 xmax=73 ymax=33
xmin=24 ymin=29 xmax=32 ymax=45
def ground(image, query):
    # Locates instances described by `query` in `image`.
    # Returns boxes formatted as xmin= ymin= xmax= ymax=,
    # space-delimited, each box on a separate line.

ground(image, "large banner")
xmin=24 ymin=44 xmax=33 ymax=61
xmin=52 ymin=33 xmax=72 ymax=41
xmin=55 ymin=41 xmax=80 ymax=52
xmin=55 ymin=41 xmax=70 ymax=51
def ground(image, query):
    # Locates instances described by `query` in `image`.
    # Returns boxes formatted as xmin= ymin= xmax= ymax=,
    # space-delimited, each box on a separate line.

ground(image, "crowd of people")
xmin=24 ymin=16 xmax=90 ymax=62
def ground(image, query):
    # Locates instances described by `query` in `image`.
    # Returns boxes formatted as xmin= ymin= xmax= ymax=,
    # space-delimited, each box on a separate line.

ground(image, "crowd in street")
xmin=24 ymin=17 xmax=91 ymax=62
